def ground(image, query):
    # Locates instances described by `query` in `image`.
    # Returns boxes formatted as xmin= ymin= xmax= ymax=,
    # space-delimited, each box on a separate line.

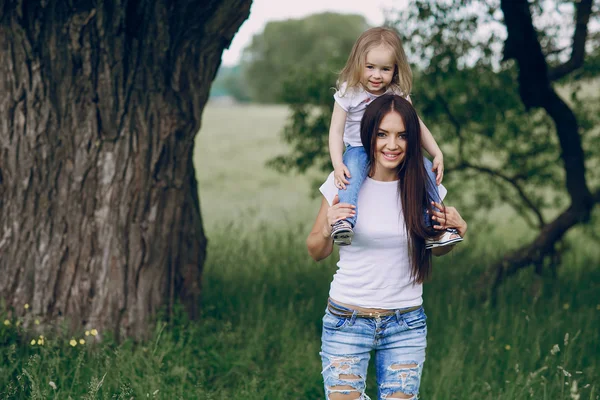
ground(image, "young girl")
xmin=329 ymin=27 xmax=462 ymax=248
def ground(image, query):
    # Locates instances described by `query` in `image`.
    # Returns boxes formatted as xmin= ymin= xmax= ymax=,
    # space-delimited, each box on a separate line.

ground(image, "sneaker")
xmin=331 ymin=220 xmax=354 ymax=246
xmin=425 ymin=228 xmax=463 ymax=249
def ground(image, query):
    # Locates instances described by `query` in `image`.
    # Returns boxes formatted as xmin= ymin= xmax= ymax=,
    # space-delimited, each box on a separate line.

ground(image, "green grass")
xmin=1 ymin=225 xmax=598 ymax=399
xmin=0 ymin=104 xmax=598 ymax=399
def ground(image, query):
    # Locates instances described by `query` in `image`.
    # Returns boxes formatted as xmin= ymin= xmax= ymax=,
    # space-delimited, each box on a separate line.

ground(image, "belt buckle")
xmin=369 ymin=312 xmax=381 ymax=319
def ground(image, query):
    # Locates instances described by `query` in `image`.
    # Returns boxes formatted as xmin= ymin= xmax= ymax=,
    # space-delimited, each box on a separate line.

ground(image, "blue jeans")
xmin=422 ymin=157 xmax=441 ymax=229
xmin=339 ymin=145 xmax=440 ymax=228
xmin=321 ymin=299 xmax=427 ymax=399
xmin=338 ymin=146 xmax=370 ymax=227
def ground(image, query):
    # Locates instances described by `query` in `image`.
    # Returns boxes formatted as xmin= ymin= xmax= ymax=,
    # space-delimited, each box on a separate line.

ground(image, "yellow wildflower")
xmin=489 ymin=336 xmax=495 ymax=341
xmin=35 ymin=319 xmax=40 ymax=325
xmin=79 ymin=339 xmax=85 ymax=345
xmin=596 ymin=304 xmax=600 ymax=311
xmin=30 ymin=339 xmax=36 ymax=346
xmin=24 ymin=304 xmax=29 ymax=310
xmin=3 ymin=320 xmax=10 ymax=326
xmin=85 ymin=330 xmax=90 ymax=336
xmin=39 ymin=335 xmax=44 ymax=339
xmin=37 ymin=338 xmax=44 ymax=345
xmin=505 ymin=345 xmax=511 ymax=351
xmin=563 ymin=303 xmax=570 ymax=310
xmin=90 ymin=329 xmax=98 ymax=336
xmin=69 ymin=339 xmax=77 ymax=347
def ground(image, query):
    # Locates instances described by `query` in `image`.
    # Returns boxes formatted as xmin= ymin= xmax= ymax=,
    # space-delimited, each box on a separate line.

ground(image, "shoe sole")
xmin=332 ymin=230 xmax=354 ymax=246
xmin=426 ymin=236 xmax=463 ymax=249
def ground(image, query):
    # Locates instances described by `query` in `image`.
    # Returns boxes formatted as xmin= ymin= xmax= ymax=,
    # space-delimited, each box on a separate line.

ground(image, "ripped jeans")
xmin=320 ymin=299 xmax=427 ymax=399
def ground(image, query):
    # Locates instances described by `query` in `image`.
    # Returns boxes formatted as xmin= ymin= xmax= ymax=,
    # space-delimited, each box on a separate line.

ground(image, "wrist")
xmin=458 ymin=222 xmax=467 ymax=237
xmin=322 ymin=224 xmax=333 ymax=239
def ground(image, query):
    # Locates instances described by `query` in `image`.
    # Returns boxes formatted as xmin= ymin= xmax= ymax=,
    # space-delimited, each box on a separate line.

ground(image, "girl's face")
xmin=362 ymin=44 xmax=395 ymax=95
xmin=372 ymin=111 xmax=407 ymax=179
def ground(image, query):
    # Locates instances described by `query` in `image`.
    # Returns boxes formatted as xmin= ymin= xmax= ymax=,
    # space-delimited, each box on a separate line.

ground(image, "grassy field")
xmin=0 ymin=103 xmax=598 ymax=399
xmin=196 ymin=104 xmax=322 ymax=231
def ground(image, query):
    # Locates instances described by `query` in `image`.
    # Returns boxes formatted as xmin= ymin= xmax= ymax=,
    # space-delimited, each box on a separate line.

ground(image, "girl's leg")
xmin=374 ymin=308 xmax=428 ymax=399
xmin=422 ymin=156 xmax=441 ymax=229
xmin=422 ymin=156 xmax=463 ymax=248
xmin=321 ymin=307 xmax=374 ymax=399
xmin=338 ymin=146 xmax=369 ymax=227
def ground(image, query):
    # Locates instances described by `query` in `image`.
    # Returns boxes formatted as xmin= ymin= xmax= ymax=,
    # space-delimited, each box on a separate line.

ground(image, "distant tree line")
xmin=211 ymin=12 xmax=369 ymax=103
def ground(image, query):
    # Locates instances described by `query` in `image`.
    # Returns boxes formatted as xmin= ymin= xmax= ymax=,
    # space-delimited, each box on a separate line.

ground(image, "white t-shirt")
xmin=320 ymin=171 xmax=445 ymax=309
xmin=334 ymin=83 xmax=407 ymax=147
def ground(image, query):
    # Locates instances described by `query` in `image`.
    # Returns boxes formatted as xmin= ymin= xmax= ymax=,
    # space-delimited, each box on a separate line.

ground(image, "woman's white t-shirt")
xmin=320 ymin=172 xmax=444 ymax=309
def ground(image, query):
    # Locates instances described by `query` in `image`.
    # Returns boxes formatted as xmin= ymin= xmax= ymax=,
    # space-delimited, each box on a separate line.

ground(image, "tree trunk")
xmin=477 ymin=0 xmax=598 ymax=294
xmin=0 ymin=0 xmax=251 ymax=339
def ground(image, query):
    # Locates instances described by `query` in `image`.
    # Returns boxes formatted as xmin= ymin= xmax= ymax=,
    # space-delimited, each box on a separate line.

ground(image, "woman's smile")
xmin=382 ymin=151 xmax=401 ymax=161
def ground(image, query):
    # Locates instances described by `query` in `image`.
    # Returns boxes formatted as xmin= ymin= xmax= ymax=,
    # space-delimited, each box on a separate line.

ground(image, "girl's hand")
xmin=323 ymin=195 xmax=355 ymax=236
xmin=432 ymin=154 xmax=444 ymax=185
xmin=334 ymin=164 xmax=351 ymax=190
xmin=430 ymin=201 xmax=467 ymax=237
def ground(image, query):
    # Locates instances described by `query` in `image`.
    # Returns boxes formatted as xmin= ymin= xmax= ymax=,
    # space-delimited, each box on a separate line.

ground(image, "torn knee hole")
xmin=332 ymin=362 xmax=352 ymax=369
xmin=386 ymin=392 xmax=415 ymax=399
xmin=338 ymin=373 xmax=361 ymax=380
xmin=327 ymin=385 xmax=362 ymax=400
xmin=390 ymin=363 xmax=417 ymax=370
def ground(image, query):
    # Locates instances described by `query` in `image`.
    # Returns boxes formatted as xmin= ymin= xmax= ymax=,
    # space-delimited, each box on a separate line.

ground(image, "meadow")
xmin=0 ymin=103 xmax=598 ymax=399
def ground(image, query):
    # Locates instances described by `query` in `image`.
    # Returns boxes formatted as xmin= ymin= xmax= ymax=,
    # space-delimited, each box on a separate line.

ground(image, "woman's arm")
xmin=306 ymin=195 xmax=355 ymax=261
xmin=430 ymin=201 xmax=467 ymax=257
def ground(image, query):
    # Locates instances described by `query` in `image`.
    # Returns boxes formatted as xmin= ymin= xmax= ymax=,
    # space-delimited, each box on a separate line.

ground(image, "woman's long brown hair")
xmin=360 ymin=95 xmax=439 ymax=283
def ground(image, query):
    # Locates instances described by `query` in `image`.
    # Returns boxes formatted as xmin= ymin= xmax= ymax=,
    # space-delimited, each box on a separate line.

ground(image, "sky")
xmin=221 ymin=0 xmax=407 ymax=66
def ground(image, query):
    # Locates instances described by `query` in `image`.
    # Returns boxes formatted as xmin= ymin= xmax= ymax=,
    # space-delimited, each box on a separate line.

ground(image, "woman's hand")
xmin=323 ymin=195 xmax=355 ymax=237
xmin=307 ymin=195 xmax=354 ymax=261
xmin=430 ymin=201 xmax=467 ymax=238
xmin=432 ymin=154 xmax=444 ymax=185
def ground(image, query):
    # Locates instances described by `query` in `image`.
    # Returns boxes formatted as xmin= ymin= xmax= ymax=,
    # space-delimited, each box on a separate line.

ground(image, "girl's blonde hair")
xmin=337 ymin=27 xmax=412 ymax=96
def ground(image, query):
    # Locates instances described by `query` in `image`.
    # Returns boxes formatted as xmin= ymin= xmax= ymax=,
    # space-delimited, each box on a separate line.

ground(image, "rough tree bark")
xmin=0 ymin=0 xmax=251 ymax=339
xmin=479 ymin=0 xmax=599 ymax=292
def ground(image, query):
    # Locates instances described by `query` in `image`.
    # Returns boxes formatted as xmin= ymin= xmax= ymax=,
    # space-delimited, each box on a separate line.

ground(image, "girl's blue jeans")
xmin=320 ymin=299 xmax=427 ymax=399
xmin=339 ymin=145 xmax=440 ymax=227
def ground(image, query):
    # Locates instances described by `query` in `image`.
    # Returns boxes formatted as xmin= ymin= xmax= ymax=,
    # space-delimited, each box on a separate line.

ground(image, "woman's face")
xmin=374 ymin=111 xmax=407 ymax=174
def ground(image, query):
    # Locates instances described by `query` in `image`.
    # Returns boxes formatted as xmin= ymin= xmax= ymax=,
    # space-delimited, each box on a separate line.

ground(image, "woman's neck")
xmin=369 ymin=167 xmax=398 ymax=182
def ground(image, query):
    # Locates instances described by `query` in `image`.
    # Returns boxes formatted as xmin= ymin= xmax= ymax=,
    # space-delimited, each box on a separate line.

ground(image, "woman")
xmin=307 ymin=94 xmax=467 ymax=400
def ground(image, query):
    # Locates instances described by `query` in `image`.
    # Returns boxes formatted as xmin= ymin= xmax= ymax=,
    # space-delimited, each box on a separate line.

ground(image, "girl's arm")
xmin=329 ymin=102 xmax=351 ymax=188
xmin=307 ymin=195 xmax=355 ymax=261
xmin=407 ymin=95 xmax=444 ymax=185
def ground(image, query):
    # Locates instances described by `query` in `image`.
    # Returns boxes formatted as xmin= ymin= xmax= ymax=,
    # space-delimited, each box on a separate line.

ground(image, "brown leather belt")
xmin=327 ymin=300 xmax=421 ymax=319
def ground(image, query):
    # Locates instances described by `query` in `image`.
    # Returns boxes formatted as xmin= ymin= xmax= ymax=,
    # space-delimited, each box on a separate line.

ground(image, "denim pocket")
xmin=323 ymin=309 xmax=350 ymax=330
xmin=403 ymin=308 xmax=427 ymax=329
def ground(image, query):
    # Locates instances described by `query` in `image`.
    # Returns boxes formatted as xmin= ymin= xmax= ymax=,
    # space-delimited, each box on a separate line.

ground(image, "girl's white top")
xmin=334 ymin=83 xmax=407 ymax=147
xmin=320 ymin=172 xmax=446 ymax=309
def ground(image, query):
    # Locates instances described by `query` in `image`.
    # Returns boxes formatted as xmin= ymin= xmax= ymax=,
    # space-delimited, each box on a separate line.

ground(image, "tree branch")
xmin=479 ymin=193 xmax=599 ymax=294
xmin=453 ymin=162 xmax=546 ymax=228
xmin=501 ymin=0 xmax=593 ymax=210
xmin=434 ymin=92 xmax=464 ymax=158
xmin=548 ymin=0 xmax=594 ymax=81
